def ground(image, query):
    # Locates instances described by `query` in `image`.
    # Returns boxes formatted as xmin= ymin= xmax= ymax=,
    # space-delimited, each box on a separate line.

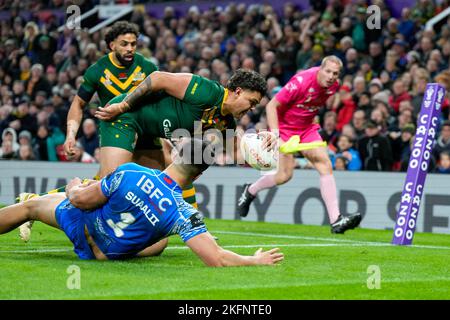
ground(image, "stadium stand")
xmin=1 ymin=0 xmax=450 ymax=173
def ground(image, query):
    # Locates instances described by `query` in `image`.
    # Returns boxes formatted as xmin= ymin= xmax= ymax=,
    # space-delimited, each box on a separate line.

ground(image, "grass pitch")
xmin=0 ymin=219 xmax=449 ymax=300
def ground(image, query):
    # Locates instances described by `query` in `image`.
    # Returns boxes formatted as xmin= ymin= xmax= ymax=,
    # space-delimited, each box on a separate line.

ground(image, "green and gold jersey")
xmin=78 ymin=52 xmax=158 ymax=106
xmin=132 ymin=74 xmax=236 ymax=138
xmin=100 ymin=75 xmax=236 ymax=152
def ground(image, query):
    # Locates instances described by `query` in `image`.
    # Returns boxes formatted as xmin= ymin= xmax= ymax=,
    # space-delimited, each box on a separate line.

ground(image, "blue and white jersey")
xmin=84 ymin=163 xmax=207 ymax=259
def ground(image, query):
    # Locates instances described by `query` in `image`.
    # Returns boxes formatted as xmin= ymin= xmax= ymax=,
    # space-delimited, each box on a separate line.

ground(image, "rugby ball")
xmin=240 ymin=132 xmax=278 ymax=171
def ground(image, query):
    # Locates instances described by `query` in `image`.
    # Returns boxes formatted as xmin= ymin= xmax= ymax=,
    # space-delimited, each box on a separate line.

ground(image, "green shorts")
xmin=99 ymin=95 xmax=162 ymax=152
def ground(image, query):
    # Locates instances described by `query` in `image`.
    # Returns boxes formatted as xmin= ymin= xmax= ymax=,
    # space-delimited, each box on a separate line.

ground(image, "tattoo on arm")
xmin=124 ymin=75 xmax=152 ymax=109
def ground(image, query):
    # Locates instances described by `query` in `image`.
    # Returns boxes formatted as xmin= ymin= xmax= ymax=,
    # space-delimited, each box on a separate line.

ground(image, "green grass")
xmin=0 ymin=219 xmax=449 ymax=300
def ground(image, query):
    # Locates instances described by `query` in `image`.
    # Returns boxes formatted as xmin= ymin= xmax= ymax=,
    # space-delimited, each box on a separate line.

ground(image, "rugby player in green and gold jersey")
xmin=64 ymin=21 xmax=161 ymax=168
xmin=94 ymin=69 xmax=268 ymax=185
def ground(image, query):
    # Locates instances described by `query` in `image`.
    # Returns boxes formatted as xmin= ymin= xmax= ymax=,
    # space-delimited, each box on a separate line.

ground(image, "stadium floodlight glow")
xmin=392 ymin=83 xmax=446 ymax=245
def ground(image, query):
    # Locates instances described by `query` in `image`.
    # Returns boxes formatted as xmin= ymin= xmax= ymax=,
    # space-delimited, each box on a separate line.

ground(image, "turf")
xmin=0 ymin=219 xmax=449 ymax=300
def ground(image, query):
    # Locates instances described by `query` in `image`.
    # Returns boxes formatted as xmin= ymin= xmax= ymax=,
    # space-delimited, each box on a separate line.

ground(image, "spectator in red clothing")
xmin=389 ymin=79 xmax=412 ymax=114
xmin=332 ymin=85 xmax=357 ymax=132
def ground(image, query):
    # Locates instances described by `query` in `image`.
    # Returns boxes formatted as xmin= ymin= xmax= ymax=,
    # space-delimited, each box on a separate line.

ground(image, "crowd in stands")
xmin=1 ymin=0 xmax=450 ymax=173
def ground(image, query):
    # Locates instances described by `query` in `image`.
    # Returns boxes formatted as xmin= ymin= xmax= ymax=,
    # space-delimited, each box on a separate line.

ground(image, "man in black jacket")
xmin=358 ymin=120 xmax=394 ymax=171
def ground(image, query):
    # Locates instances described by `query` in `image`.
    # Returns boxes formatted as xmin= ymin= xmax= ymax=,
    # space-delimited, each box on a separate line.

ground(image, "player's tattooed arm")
xmin=122 ymin=75 xmax=153 ymax=110
xmin=95 ymin=72 xmax=192 ymax=121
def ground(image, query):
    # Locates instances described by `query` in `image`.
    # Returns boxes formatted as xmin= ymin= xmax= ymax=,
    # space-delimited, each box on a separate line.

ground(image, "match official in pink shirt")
xmin=237 ymin=56 xmax=362 ymax=234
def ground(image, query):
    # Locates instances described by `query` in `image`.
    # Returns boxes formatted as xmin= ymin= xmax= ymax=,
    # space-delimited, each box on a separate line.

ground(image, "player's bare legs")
xmin=133 ymin=149 xmax=166 ymax=171
xmin=238 ymin=139 xmax=294 ymax=217
xmin=0 ymin=194 xmax=65 ymax=235
xmin=99 ymin=147 xmax=134 ymax=177
xmin=301 ymin=146 xmax=362 ymax=232
xmin=238 ymin=142 xmax=361 ymax=233
xmin=301 ymin=147 xmax=339 ymax=223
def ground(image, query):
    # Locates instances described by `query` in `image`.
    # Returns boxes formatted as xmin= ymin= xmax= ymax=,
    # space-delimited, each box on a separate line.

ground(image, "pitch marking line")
xmin=0 ymin=243 xmax=379 ymax=254
xmin=0 ymin=241 xmax=447 ymax=254
xmin=213 ymin=230 xmax=450 ymax=250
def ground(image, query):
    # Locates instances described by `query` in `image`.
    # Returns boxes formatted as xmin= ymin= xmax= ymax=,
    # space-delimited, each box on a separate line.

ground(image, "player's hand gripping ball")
xmin=240 ymin=131 xmax=278 ymax=171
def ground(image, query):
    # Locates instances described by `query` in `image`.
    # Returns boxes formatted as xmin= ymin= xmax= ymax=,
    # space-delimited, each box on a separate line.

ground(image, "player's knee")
xmin=277 ymin=169 xmax=293 ymax=184
xmin=318 ymin=157 xmax=333 ymax=173
xmin=23 ymin=198 xmax=39 ymax=220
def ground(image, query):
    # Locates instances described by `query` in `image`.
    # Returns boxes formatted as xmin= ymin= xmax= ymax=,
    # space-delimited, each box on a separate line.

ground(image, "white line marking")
xmin=0 ymin=248 xmax=71 ymax=253
xmin=0 ymin=241 xmax=433 ymax=254
xmin=1 ymin=231 xmax=448 ymax=254
xmin=213 ymin=230 xmax=450 ymax=250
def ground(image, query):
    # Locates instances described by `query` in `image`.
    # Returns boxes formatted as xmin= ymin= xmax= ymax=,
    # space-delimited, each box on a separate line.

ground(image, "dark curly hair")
xmin=226 ymin=69 xmax=267 ymax=97
xmin=104 ymin=21 xmax=139 ymax=49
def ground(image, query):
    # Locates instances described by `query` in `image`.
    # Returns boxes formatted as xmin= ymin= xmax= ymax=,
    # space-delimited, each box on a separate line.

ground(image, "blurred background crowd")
xmin=1 ymin=0 xmax=450 ymax=173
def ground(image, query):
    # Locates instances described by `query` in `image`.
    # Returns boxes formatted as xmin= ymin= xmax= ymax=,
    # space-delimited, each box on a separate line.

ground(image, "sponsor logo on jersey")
xmin=163 ymin=119 xmax=172 ymax=138
xmin=104 ymin=74 xmax=112 ymax=86
xmin=295 ymin=75 xmax=303 ymax=83
xmin=296 ymin=104 xmax=320 ymax=112
xmin=132 ymin=71 xmax=145 ymax=86
xmin=285 ymin=82 xmax=297 ymax=93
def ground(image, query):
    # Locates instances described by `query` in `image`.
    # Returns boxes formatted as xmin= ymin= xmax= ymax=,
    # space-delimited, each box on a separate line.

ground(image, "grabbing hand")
xmin=258 ymin=131 xmax=278 ymax=152
xmin=95 ymin=102 xmax=128 ymax=121
xmin=65 ymin=177 xmax=82 ymax=197
xmin=254 ymin=247 xmax=284 ymax=265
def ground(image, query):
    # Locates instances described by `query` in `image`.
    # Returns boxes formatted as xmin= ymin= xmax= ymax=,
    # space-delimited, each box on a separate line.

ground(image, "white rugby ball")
xmin=240 ymin=132 xmax=278 ymax=171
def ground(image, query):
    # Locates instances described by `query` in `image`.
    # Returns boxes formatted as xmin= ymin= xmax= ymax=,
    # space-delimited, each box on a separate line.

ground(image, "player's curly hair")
xmin=226 ymin=69 xmax=267 ymax=97
xmin=104 ymin=21 xmax=139 ymax=48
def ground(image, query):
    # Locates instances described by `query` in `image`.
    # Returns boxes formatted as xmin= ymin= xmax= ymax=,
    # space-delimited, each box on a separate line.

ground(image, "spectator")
xmin=435 ymin=151 xmax=450 ymax=174
xmin=70 ymin=141 xmax=96 ymax=163
xmin=25 ymin=64 xmax=52 ymax=100
xmin=79 ymin=118 xmax=99 ymax=157
xmin=368 ymin=42 xmax=384 ymax=75
xmin=358 ymin=120 xmax=394 ymax=171
xmin=334 ymin=155 xmax=349 ymax=171
xmin=0 ymin=140 xmax=15 ymax=159
xmin=331 ymin=134 xmax=362 ymax=171
xmin=34 ymin=35 xmax=57 ymax=69
xmin=389 ymin=123 xmax=415 ymax=171
xmin=341 ymin=124 xmax=357 ymax=142
xmin=12 ymin=80 xmax=29 ymax=106
xmin=1 ymin=127 xmax=19 ymax=153
xmin=433 ymin=120 xmax=450 ymax=159
xmin=351 ymin=109 xmax=367 ymax=141
xmin=18 ymin=130 xmax=32 ymax=146
xmin=389 ymin=78 xmax=412 ymax=114
xmin=34 ymin=125 xmax=49 ymax=161
xmin=15 ymin=144 xmax=35 ymax=160
xmin=332 ymin=85 xmax=357 ymax=132
xmin=320 ymin=111 xmax=339 ymax=151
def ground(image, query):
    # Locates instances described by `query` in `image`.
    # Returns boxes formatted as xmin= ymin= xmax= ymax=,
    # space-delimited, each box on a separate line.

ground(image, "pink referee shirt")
xmin=275 ymin=67 xmax=340 ymax=141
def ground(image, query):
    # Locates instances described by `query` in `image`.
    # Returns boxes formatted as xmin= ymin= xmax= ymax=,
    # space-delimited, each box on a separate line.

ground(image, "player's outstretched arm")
xmin=95 ymin=72 xmax=193 ymax=121
xmin=66 ymin=177 xmax=108 ymax=210
xmin=186 ymin=232 xmax=284 ymax=267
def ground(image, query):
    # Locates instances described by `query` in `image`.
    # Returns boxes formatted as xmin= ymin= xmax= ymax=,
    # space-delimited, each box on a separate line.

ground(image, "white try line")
xmin=212 ymin=230 xmax=450 ymax=250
